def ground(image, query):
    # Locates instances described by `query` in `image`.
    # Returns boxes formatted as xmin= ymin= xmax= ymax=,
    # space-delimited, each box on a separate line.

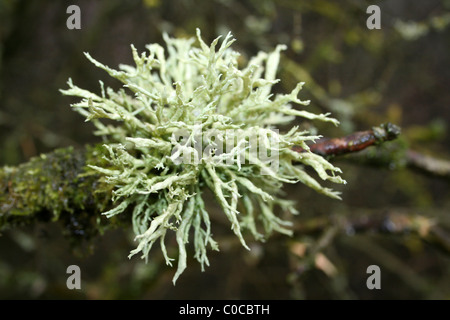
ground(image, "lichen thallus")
xmin=61 ymin=29 xmax=346 ymax=284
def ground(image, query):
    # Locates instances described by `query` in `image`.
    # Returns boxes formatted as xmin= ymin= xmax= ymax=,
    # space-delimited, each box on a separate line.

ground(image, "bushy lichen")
xmin=61 ymin=29 xmax=346 ymax=283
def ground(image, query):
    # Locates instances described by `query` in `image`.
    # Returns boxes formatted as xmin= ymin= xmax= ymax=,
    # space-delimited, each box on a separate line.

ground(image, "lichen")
xmin=61 ymin=29 xmax=346 ymax=283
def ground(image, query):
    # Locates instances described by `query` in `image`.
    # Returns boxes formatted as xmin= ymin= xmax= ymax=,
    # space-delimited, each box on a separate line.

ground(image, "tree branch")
xmin=294 ymin=122 xmax=401 ymax=157
xmin=0 ymin=123 xmax=402 ymax=233
xmin=290 ymin=208 xmax=450 ymax=256
xmin=406 ymin=150 xmax=450 ymax=181
xmin=0 ymin=145 xmax=114 ymax=241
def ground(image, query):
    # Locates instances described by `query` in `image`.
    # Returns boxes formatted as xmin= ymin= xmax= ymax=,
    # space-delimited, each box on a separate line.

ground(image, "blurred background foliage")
xmin=0 ymin=0 xmax=449 ymax=299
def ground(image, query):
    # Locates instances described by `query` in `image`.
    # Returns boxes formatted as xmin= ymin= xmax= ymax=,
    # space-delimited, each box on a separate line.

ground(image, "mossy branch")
xmin=5 ymin=122 xmax=449 ymax=255
xmin=0 ymin=145 xmax=115 ymax=241
xmin=0 ymin=124 xmax=401 ymax=232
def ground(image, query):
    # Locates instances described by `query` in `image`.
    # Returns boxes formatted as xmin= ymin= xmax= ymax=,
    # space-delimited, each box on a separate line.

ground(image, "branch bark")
xmin=294 ymin=122 xmax=401 ymax=157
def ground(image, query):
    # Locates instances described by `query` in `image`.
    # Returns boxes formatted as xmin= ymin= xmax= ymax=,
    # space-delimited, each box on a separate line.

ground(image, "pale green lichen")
xmin=61 ymin=29 xmax=346 ymax=284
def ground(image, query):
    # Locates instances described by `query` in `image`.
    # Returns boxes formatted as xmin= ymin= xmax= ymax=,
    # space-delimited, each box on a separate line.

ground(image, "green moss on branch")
xmin=0 ymin=145 xmax=114 ymax=240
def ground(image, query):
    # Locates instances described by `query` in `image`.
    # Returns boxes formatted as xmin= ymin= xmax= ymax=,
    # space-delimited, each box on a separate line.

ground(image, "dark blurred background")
xmin=0 ymin=0 xmax=449 ymax=299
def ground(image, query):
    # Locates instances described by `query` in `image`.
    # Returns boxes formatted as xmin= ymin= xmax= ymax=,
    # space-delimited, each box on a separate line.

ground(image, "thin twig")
xmin=291 ymin=209 xmax=450 ymax=255
xmin=406 ymin=150 xmax=450 ymax=180
xmin=293 ymin=123 xmax=401 ymax=157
